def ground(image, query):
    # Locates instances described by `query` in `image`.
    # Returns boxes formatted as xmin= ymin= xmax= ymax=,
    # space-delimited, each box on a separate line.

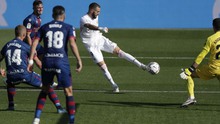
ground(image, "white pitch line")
xmin=0 ymin=89 xmax=219 ymax=94
xmin=68 ymin=56 xmax=207 ymax=60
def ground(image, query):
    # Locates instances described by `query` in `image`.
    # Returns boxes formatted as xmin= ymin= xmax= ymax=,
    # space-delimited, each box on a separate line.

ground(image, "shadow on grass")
xmin=89 ymin=100 xmax=179 ymax=107
xmin=0 ymin=108 xmax=34 ymax=113
xmin=56 ymin=114 xmax=69 ymax=124
xmin=84 ymin=100 xmax=220 ymax=112
xmin=56 ymin=103 xmax=80 ymax=124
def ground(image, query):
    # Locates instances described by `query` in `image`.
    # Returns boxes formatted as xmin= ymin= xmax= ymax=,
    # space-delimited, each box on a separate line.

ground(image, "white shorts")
xmin=83 ymin=35 xmax=117 ymax=63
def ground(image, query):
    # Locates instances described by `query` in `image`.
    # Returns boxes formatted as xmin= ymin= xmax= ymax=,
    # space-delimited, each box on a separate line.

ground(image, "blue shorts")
xmin=41 ymin=59 xmax=72 ymax=88
xmin=6 ymin=72 xmax=42 ymax=87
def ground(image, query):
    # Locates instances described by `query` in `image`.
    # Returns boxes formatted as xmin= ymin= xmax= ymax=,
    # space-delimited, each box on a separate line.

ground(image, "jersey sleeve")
xmin=80 ymin=17 xmax=87 ymax=26
xmin=80 ymin=16 xmax=90 ymax=28
xmin=68 ymin=25 xmax=76 ymax=40
xmin=194 ymin=38 xmax=211 ymax=65
xmin=23 ymin=17 xmax=33 ymax=32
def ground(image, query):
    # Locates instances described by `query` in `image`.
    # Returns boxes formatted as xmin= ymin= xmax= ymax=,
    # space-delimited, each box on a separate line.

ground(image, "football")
xmin=148 ymin=62 xmax=160 ymax=75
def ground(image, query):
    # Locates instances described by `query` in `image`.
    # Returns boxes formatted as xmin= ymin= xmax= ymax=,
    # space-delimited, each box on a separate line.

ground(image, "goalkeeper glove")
xmin=98 ymin=27 xmax=108 ymax=33
xmin=180 ymin=66 xmax=195 ymax=80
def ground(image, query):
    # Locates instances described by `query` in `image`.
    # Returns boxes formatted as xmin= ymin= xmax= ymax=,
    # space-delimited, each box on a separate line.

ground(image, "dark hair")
xmin=52 ymin=5 xmax=65 ymax=19
xmin=213 ymin=18 xmax=220 ymax=31
xmin=15 ymin=25 xmax=25 ymax=37
xmin=89 ymin=2 xmax=100 ymax=10
xmin=33 ymin=0 xmax=43 ymax=7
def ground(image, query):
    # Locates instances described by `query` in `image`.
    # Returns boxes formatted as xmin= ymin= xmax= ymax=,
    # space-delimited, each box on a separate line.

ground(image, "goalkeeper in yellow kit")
xmin=180 ymin=18 xmax=220 ymax=107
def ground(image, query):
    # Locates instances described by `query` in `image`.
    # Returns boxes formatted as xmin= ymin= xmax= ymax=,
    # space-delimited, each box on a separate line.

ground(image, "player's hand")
xmin=98 ymin=27 xmax=108 ymax=33
xmin=27 ymin=60 xmax=34 ymax=72
xmin=75 ymin=61 xmax=82 ymax=73
xmin=180 ymin=65 xmax=195 ymax=80
xmin=27 ymin=64 xmax=33 ymax=72
xmin=180 ymin=68 xmax=192 ymax=80
xmin=0 ymin=68 xmax=6 ymax=77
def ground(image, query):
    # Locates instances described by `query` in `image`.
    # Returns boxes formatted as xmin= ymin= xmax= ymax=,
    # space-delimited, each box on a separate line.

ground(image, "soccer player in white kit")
xmin=80 ymin=2 xmax=150 ymax=92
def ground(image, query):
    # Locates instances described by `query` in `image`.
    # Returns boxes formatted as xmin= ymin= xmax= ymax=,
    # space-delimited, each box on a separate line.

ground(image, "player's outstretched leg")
xmin=118 ymin=50 xmax=147 ymax=70
xmin=100 ymin=64 xmax=119 ymax=92
xmin=6 ymin=83 xmax=16 ymax=111
xmin=48 ymin=87 xmax=67 ymax=113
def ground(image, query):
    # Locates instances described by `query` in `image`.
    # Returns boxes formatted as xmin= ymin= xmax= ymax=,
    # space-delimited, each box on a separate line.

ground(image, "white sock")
xmin=190 ymin=96 xmax=195 ymax=99
xmin=100 ymin=64 xmax=118 ymax=88
xmin=118 ymin=50 xmax=143 ymax=68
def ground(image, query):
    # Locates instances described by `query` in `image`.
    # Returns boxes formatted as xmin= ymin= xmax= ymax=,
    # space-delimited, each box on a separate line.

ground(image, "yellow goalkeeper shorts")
xmin=196 ymin=64 xmax=220 ymax=80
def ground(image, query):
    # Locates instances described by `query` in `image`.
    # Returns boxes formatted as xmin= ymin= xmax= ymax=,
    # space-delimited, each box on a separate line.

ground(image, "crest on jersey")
xmin=73 ymin=27 xmax=76 ymax=36
xmin=27 ymin=23 xmax=31 ymax=29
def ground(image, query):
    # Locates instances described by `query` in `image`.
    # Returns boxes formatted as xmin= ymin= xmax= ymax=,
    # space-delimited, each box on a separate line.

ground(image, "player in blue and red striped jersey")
xmin=23 ymin=0 xmax=42 ymax=46
xmin=28 ymin=6 xmax=82 ymax=124
xmin=0 ymin=25 xmax=66 ymax=113
xmin=23 ymin=0 xmax=44 ymax=57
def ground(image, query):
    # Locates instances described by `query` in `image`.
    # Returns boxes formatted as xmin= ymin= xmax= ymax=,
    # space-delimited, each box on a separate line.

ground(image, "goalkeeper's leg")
xmin=181 ymin=76 xmax=197 ymax=107
xmin=187 ymin=76 xmax=195 ymax=99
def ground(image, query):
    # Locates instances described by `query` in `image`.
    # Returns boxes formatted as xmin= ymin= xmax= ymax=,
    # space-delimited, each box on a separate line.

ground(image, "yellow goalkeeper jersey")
xmin=195 ymin=31 xmax=220 ymax=66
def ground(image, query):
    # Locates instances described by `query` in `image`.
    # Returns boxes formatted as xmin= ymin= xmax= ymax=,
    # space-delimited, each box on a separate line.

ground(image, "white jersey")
xmin=80 ymin=14 xmax=117 ymax=63
xmin=80 ymin=14 xmax=102 ymax=43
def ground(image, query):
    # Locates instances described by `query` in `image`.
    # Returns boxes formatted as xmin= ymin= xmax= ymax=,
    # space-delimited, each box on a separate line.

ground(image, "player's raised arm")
xmin=84 ymin=23 xmax=98 ymax=30
xmin=180 ymin=39 xmax=210 ymax=80
xmin=84 ymin=23 xmax=108 ymax=33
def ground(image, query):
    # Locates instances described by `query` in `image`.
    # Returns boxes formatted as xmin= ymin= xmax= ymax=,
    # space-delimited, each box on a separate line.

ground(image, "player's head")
xmin=33 ymin=0 xmax=43 ymax=16
xmin=52 ymin=5 xmax=65 ymax=21
xmin=213 ymin=18 xmax=220 ymax=32
xmin=88 ymin=2 xmax=100 ymax=19
xmin=15 ymin=25 xmax=26 ymax=40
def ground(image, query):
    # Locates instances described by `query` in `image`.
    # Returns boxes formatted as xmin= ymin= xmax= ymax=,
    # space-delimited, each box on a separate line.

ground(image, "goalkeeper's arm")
xmin=183 ymin=46 xmax=208 ymax=76
xmin=180 ymin=62 xmax=198 ymax=79
xmin=186 ymin=62 xmax=198 ymax=75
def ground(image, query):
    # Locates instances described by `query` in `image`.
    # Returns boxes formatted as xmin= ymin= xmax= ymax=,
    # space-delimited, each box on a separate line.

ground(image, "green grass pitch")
xmin=0 ymin=29 xmax=220 ymax=124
